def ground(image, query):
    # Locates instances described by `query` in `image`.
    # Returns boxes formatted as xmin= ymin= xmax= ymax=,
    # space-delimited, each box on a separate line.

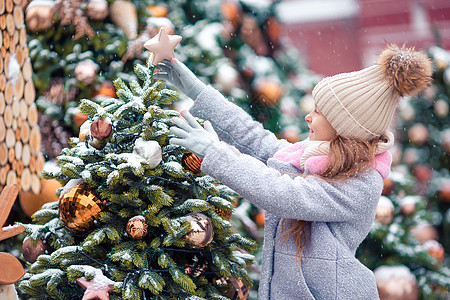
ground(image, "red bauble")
xmin=22 ymin=237 xmax=52 ymax=263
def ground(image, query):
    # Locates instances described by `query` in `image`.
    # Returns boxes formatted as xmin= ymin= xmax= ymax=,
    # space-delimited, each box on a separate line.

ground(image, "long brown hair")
xmin=279 ymin=135 xmax=381 ymax=262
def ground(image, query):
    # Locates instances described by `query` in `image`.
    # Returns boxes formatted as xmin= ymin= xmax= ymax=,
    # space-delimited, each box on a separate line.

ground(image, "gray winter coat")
xmin=190 ymin=86 xmax=382 ymax=300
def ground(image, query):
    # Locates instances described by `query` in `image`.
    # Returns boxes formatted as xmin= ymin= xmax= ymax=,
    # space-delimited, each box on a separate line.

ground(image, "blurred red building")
xmin=279 ymin=0 xmax=450 ymax=76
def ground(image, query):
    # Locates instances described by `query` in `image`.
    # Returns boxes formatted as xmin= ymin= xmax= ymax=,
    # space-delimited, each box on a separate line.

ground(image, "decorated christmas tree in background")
xmin=17 ymin=55 xmax=256 ymax=299
xmin=356 ymin=46 xmax=450 ymax=300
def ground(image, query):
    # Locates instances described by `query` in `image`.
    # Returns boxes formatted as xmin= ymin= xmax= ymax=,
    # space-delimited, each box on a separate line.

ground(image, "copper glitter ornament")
xmin=21 ymin=237 xmax=52 ymax=263
xmin=374 ymin=265 xmax=418 ymax=300
xmin=375 ymin=196 xmax=394 ymax=225
xmin=126 ymin=216 xmax=148 ymax=239
xmin=215 ymin=207 xmax=232 ymax=221
xmin=59 ymin=184 xmax=105 ymax=234
xmin=185 ymin=213 xmax=213 ymax=248
xmin=181 ymin=153 xmax=202 ymax=174
xmin=215 ymin=277 xmax=249 ymax=300
xmin=184 ymin=254 xmax=208 ymax=277
xmin=90 ymin=118 xmax=112 ymax=141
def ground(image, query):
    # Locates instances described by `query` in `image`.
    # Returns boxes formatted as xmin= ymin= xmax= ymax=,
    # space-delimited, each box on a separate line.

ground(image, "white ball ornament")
xmin=133 ymin=138 xmax=162 ymax=169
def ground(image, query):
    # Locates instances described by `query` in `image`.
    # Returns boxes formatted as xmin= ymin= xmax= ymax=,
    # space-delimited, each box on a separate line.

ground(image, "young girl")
xmin=155 ymin=44 xmax=432 ymax=299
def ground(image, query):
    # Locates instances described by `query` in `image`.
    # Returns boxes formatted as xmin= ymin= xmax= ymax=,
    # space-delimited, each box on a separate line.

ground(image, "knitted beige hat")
xmin=312 ymin=44 xmax=433 ymax=140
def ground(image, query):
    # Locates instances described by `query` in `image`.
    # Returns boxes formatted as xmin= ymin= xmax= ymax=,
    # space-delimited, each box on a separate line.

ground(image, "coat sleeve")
xmin=189 ymin=86 xmax=290 ymax=163
xmin=201 ymin=141 xmax=383 ymax=222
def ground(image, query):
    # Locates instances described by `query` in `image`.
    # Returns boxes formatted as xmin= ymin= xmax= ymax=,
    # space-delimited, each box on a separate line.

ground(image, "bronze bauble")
xmin=185 ymin=213 xmax=213 ymax=248
xmin=59 ymin=184 xmax=105 ymax=234
xmin=181 ymin=153 xmax=202 ymax=174
xmin=216 ymin=277 xmax=249 ymax=300
xmin=22 ymin=237 xmax=51 ymax=263
xmin=126 ymin=216 xmax=148 ymax=239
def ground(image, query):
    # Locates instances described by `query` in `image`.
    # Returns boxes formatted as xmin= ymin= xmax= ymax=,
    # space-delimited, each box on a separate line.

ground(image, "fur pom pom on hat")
xmin=312 ymin=44 xmax=432 ymax=140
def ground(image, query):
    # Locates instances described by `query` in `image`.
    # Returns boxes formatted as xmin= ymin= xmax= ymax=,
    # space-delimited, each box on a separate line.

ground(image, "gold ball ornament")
xmin=86 ymin=0 xmax=109 ymax=20
xmin=185 ymin=213 xmax=214 ymax=248
xmin=215 ymin=207 xmax=232 ymax=221
xmin=75 ymin=60 xmax=99 ymax=85
xmin=442 ymin=129 xmax=450 ymax=154
xmin=25 ymin=0 xmax=55 ymax=32
xmin=59 ymin=184 xmax=106 ymax=234
xmin=147 ymin=4 xmax=169 ymax=17
xmin=79 ymin=120 xmax=92 ymax=143
xmin=437 ymin=180 xmax=450 ymax=203
xmin=413 ymin=164 xmax=433 ymax=182
xmin=381 ymin=178 xmax=395 ymax=196
xmin=220 ymin=0 xmax=242 ymax=28
xmin=22 ymin=237 xmax=52 ymax=263
xmin=399 ymin=196 xmax=417 ymax=216
xmin=126 ymin=216 xmax=148 ymax=239
xmin=184 ymin=254 xmax=208 ymax=277
xmin=374 ymin=265 xmax=418 ymax=300
xmin=375 ymin=196 xmax=394 ymax=225
xmin=280 ymin=126 xmax=301 ymax=143
xmin=255 ymin=79 xmax=283 ymax=107
xmin=408 ymin=124 xmax=428 ymax=146
xmin=410 ymin=222 xmax=438 ymax=244
xmin=434 ymin=99 xmax=449 ymax=118
xmin=215 ymin=277 xmax=249 ymax=300
xmin=19 ymin=178 xmax=62 ymax=217
xmin=181 ymin=153 xmax=203 ymax=174
xmin=423 ymin=240 xmax=445 ymax=265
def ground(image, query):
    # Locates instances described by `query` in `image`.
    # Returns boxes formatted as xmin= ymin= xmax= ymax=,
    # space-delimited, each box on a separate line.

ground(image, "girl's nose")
xmin=305 ymin=113 xmax=311 ymax=123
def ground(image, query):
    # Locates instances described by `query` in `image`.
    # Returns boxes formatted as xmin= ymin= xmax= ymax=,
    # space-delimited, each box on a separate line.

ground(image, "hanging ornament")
xmin=133 ymin=138 xmax=162 ymax=169
xmin=94 ymin=81 xmax=117 ymax=99
xmin=413 ymin=164 xmax=433 ymax=182
xmin=126 ymin=216 xmax=148 ymax=239
xmin=21 ymin=237 xmax=52 ymax=264
xmin=110 ymin=0 xmax=138 ymax=40
xmin=59 ymin=184 xmax=106 ymax=234
xmin=79 ymin=120 xmax=92 ymax=143
xmin=215 ymin=207 xmax=232 ymax=221
xmin=254 ymin=210 xmax=265 ymax=227
xmin=255 ymin=79 xmax=283 ymax=107
xmin=402 ymin=148 xmax=419 ymax=166
xmin=410 ymin=222 xmax=438 ymax=244
xmin=75 ymin=60 xmax=99 ymax=86
xmin=437 ymin=180 xmax=450 ymax=203
xmin=381 ymin=178 xmax=395 ymax=196
xmin=240 ymin=15 xmax=269 ymax=56
xmin=442 ymin=129 xmax=450 ymax=154
xmin=215 ymin=277 xmax=249 ymax=300
xmin=90 ymin=118 xmax=112 ymax=141
xmin=375 ymin=196 xmax=394 ymax=225
xmin=423 ymin=240 xmax=445 ymax=265
xmin=374 ymin=265 xmax=418 ymax=300
xmin=181 ymin=153 xmax=202 ymax=174
xmin=214 ymin=64 xmax=239 ymax=93
xmin=25 ymin=0 xmax=55 ymax=32
xmin=220 ymin=0 xmax=242 ymax=28
xmin=76 ymin=272 xmax=114 ymax=300
xmin=73 ymin=111 xmax=90 ymax=128
xmin=399 ymin=196 xmax=417 ymax=216
xmin=144 ymin=28 xmax=182 ymax=65
xmin=280 ymin=126 xmax=301 ymax=143
xmin=408 ymin=124 xmax=428 ymax=146
xmin=185 ymin=213 xmax=214 ymax=248
xmin=147 ymin=4 xmax=169 ymax=17
xmin=86 ymin=0 xmax=109 ymax=20
xmin=265 ymin=16 xmax=281 ymax=46
xmin=184 ymin=254 xmax=208 ymax=277
xmin=434 ymin=99 xmax=449 ymax=118
xmin=19 ymin=177 xmax=62 ymax=217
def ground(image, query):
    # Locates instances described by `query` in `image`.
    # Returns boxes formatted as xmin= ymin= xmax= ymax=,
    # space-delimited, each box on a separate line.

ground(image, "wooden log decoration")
xmin=0 ymin=2 xmax=42 ymax=194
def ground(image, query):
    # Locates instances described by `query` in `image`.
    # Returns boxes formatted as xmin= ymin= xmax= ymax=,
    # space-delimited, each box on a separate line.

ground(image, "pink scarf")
xmin=273 ymin=138 xmax=392 ymax=179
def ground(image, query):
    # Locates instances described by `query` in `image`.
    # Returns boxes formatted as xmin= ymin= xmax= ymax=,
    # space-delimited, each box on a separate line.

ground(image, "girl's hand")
xmin=170 ymin=111 xmax=219 ymax=158
xmin=154 ymin=58 xmax=206 ymax=100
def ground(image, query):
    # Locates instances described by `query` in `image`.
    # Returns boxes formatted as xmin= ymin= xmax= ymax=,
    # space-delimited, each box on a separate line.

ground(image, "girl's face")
xmin=305 ymin=106 xmax=337 ymax=141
